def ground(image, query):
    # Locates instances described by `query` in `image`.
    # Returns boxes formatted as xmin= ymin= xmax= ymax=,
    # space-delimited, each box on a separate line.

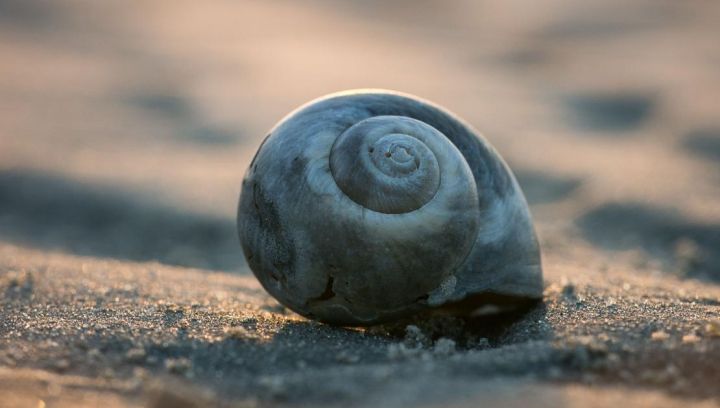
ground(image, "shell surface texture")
xmin=237 ymin=90 xmax=542 ymax=326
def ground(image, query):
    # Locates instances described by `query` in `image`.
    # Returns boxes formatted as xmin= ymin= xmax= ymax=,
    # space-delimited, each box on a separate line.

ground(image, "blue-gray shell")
xmin=237 ymin=90 xmax=542 ymax=326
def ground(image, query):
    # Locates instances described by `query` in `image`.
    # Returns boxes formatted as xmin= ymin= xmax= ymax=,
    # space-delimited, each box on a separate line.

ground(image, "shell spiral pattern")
xmin=238 ymin=90 xmax=543 ymax=326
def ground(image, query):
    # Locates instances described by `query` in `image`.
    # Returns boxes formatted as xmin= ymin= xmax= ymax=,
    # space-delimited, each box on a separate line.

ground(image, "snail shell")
xmin=237 ymin=90 xmax=542 ymax=326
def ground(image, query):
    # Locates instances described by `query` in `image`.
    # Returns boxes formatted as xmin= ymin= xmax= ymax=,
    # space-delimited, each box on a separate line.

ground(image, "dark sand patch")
xmin=0 ymin=169 xmax=243 ymax=271
xmin=129 ymin=93 xmax=194 ymax=119
xmin=125 ymin=91 xmax=240 ymax=146
xmin=537 ymin=2 xmax=682 ymax=40
xmin=0 ymin=0 xmax=60 ymax=28
xmin=496 ymin=49 xmax=548 ymax=67
xmin=577 ymin=202 xmax=720 ymax=281
xmin=683 ymin=128 xmax=720 ymax=162
xmin=541 ymin=20 xmax=649 ymax=39
xmin=564 ymin=93 xmax=656 ymax=133
xmin=513 ymin=169 xmax=583 ymax=205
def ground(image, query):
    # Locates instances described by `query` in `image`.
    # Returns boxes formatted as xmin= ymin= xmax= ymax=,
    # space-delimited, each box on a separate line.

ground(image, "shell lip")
xmin=428 ymin=261 xmax=544 ymax=307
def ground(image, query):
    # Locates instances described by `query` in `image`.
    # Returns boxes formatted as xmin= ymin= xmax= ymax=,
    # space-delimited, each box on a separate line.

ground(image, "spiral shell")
xmin=237 ymin=90 xmax=542 ymax=326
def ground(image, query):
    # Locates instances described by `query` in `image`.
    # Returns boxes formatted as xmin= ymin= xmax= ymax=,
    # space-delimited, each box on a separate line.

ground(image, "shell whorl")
xmin=330 ymin=116 xmax=443 ymax=214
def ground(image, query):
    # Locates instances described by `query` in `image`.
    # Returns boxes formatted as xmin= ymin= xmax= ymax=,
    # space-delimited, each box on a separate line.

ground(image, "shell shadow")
xmin=576 ymin=202 xmax=720 ymax=281
xmin=369 ymin=299 xmax=551 ymax=349
xmin=0 ymin=169 xmax=243 ymax=271
xmin=65 ymin=305 xmax=551 ymax=404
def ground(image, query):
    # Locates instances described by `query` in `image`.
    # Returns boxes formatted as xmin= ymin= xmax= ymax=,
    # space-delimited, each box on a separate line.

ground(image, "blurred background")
xmin=1 ymin=0 xmax=719 ymax=280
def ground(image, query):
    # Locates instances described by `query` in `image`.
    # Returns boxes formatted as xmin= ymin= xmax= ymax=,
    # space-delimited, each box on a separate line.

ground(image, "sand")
xmin=1 ymin=0 xmax=719 ymax=406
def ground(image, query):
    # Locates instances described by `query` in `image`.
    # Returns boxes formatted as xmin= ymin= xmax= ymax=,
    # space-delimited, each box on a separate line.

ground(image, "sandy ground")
xmin=1 ymin=0 xmax=720 ymax=406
